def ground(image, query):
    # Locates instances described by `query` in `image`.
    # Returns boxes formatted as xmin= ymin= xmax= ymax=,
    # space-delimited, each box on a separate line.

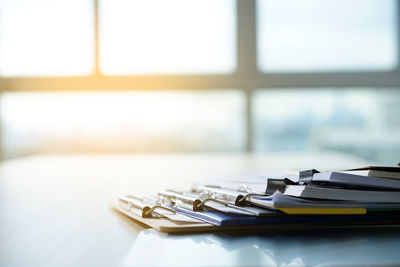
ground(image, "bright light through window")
xmin=257 ymin=0 xmax=397 ymax=72
xmin=1 ymin=91 xmax=245 ymax=158
xmin=99 ymin=0 xmax=236 ymax=75
xmin=0 ymin=0 xmax=94 ymax=77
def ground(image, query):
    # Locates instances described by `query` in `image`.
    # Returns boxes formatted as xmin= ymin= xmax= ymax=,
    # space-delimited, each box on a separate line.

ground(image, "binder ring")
xmin=123 ymin=195 xmax=176 ymax=219
xmin=194 ymin=198 xmax=228 ymax=211
xmin=237 ymin=193 xmax=267 ymax=206
xmin=142 ymin=205 xmax=176 ymax=218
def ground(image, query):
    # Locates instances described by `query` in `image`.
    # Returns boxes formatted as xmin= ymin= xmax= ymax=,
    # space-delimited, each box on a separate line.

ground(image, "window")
xmin=257 ymin=0 xmax=397 ymax=72
xmin=0 ymin=0 xmax=94 ymax=76
xmin=99 ymin=0 xmax=236 ymax=75
xmin=1 ymin=90 xmax=244 ymax=158
xmin=0 ymin=0 xmax=399 ymax=164
xmin=253 ymin=88 xmax=400 ymax=165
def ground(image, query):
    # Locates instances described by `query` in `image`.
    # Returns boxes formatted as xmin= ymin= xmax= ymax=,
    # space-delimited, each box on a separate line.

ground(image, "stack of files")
xmin=115 ymin=166 xmax=400 ymax=233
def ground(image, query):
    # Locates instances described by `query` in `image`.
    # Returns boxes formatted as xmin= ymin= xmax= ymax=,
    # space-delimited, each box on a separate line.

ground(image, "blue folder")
xmin=175 ymin=206 xmax=400 ymax=227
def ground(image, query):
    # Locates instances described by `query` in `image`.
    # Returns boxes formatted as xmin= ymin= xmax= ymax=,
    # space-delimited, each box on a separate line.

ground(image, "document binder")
xmin=299 ymin=169 xmax=400 ymax=189
xmin=247 ymin=192 xmax=367 ymax=214
xmin=115 ymin=165 xmax=400 ymax=233
xmin=116 ymin=200 xmax=400 ymax=232
xmin=116 ymin=202 xmax=217 ymax=233
xmin=119 ymin=196 xmax=204 ymax=223
xmin=193 ymin=185 xmax=267 ymax=206
xmin=159 ymin=189 xmax=265 ymax=215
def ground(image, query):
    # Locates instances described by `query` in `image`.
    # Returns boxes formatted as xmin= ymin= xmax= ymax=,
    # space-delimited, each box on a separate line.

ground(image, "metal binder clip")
xmin=193 ymin=198 xmax=229 ymax=211
xmin=159 ymin=190 xmax=240 ymax=212
xmin=265 ymin=178 xmax=297 ymax=194
xmin=298 ymin=169 xmax=320 ymax=185
xmin=119 ymin=195 xmax=176 ymax=218
xmin=195 ymin=185 xmax=267 ymax=206
xmin=235 ymin=193 xmax=268 ymax=205
xmin=158 ymin=190 xmax=203 ymax=210
xmin=194 ymin=185 xmax=245 ymax=205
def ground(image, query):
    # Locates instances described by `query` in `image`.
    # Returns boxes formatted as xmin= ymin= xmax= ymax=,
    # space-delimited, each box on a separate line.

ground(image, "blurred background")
xmin=0 ymin=0 xmax=399 ymax=165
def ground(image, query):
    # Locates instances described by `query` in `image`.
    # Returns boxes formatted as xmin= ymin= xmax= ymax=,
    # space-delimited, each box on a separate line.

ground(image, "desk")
xmin=1 ymin=153 xmax=397 ymax=266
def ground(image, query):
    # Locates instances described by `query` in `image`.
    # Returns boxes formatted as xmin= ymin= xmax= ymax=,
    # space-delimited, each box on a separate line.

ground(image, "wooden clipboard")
xmin=116 ymin=203 xmax=400 ymax=234
xmin=115 ymin=204 xmax=218 ymax=233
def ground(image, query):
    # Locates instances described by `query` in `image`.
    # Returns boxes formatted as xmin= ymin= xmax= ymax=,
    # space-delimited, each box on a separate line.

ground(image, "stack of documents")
xmin=116 ymin=166 xmax=400 ymax=233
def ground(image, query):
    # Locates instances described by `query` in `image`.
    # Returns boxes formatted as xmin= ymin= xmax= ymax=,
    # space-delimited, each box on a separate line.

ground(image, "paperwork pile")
xmin=116 ymin=166 xmax=400 ymax=233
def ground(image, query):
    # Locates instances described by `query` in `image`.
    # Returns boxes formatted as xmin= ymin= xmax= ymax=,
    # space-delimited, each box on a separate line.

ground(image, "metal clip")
xmin=194 ymin=185 xmax=246 ymax=206
xmin=235 ymin=193 xmax=268 ymax=206
xmin=119 ymin=195 xmax=176 ymax=218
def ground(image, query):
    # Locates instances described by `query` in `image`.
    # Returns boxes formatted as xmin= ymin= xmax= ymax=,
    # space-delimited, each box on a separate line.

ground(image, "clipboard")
xmin=115 ymin=200 xmax=400 ymax=233
xmin=115 ymin=200 xmax=218 ymax=233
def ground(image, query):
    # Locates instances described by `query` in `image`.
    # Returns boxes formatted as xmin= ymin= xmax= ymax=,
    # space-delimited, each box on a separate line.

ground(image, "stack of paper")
xmin=115 ymin=166 xmax=400 ymax=233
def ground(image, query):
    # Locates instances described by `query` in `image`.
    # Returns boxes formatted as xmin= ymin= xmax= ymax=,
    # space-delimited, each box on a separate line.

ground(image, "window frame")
xmin=0 ymin=0 xmax=400 ymax=153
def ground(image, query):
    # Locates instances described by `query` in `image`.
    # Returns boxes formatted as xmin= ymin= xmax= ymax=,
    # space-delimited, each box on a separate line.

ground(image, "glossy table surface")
xmin=123 ymin=227 xmax=400 ymax=266
xmin=2 ymin=153 xmax=398 ymax=266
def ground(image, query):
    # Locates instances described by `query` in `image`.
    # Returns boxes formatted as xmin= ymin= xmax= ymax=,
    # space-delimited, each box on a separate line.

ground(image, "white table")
xmin=3 ymin=153 xmax=396 ymax=266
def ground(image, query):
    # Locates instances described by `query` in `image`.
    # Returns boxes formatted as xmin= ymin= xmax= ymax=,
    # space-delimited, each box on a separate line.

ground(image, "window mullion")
xmin=236 ymin=0 xmax=257 ymax=152
xmin=236 ymin=0 xmax=257 ymax=79
xmin=94 ymin=0 xmax=100 ymax=76
xmin=396 ymin=0 xmax=400 ymax=72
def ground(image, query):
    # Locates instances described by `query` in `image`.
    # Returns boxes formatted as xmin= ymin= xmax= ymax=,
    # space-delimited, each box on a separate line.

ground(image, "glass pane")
xmin=257 ymin=0 xmax=397 ymax=72
xmin=1 ymin=90 xmax=244 ymax=158
xmin=0 ymin=0 xmax=94 ymax=76
xmin=253 ymin=88 xmax=400 ymax=165
xmin=99 ymin=0 xmax=236 ymax=75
